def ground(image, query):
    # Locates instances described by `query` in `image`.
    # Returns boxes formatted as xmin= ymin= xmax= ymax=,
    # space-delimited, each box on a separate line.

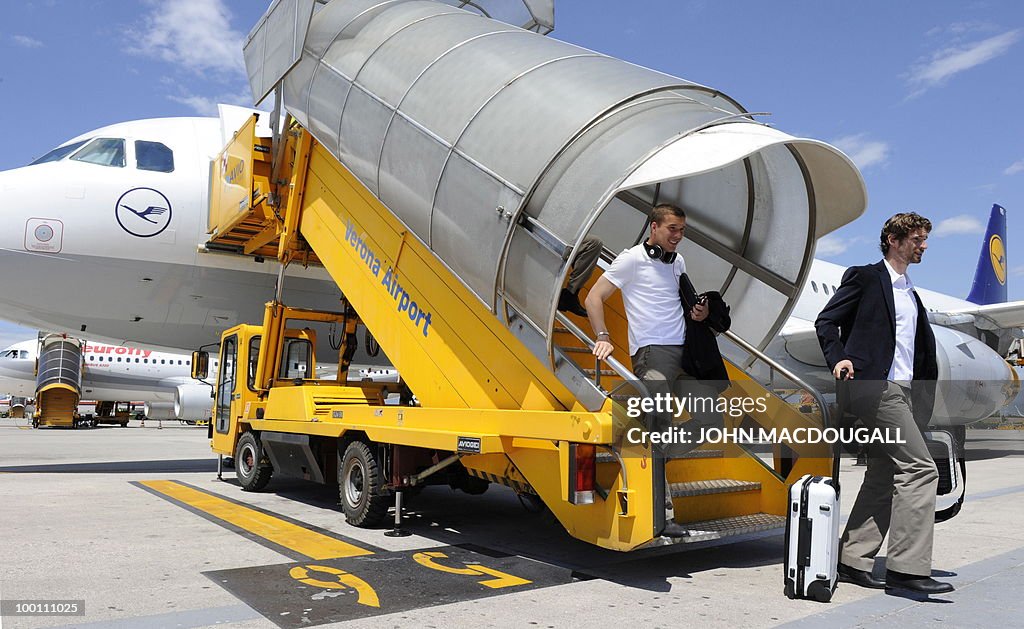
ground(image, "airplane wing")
xmin=938 ymin=300 xmax=1024 ymax=331
xmin=929 ymin=300 xmax=1024 ymax=355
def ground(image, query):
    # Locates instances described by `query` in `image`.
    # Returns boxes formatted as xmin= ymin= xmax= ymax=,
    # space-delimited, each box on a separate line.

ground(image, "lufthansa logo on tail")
xmin=989 ymin=234 xmax=1006 ymax=285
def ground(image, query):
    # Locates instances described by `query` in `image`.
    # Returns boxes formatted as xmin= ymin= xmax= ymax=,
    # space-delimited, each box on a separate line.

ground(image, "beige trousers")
xmin=841 ymin=381 xmax=939 ymax=575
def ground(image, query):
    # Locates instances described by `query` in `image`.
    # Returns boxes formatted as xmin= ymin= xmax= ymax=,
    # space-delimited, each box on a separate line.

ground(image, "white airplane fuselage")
xmin=0 ymin=113 xmax=339 ymax=351
xmin=0 ymin=339 xmax=212 ymax=402
xmin=0 ymin=112 xmax=1016 ymax=426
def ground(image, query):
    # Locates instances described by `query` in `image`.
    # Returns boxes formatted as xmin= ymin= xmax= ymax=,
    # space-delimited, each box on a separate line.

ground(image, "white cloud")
xmin=830 ymin=134 xmax=890 ymax=171
xmin=126 ymin=0 xmax=245 ymax=77
xmin=1012 ymin=265 xmax=1024 ymax=277
xmin=929 ymin=21 xmax=999 ymax=38
xmin=165 ymin=80 xmax=253 ymax=115
xmin=816 ymin=234 xmax=852 ymax=257
xmin=12 ymin=35 xmax=43 ymax=48
xmin=1004 ymin=159 xmax=1024 ymax=176
xmin=907 ymin=29 xmax=1021 ymax=96
xmin=933 ymin=215 xmax=985 ymax=237
xmin=168 ymin=94 xmax=221 ymax=116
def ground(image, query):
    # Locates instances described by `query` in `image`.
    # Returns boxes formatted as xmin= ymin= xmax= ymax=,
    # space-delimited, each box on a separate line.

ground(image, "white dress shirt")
xmin=884 ymin=259 xmax=919 ymax=383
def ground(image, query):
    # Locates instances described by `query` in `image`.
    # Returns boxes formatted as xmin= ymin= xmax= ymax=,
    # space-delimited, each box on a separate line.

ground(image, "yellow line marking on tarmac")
xmin=139 ymin=480 xmax=373 ymax=560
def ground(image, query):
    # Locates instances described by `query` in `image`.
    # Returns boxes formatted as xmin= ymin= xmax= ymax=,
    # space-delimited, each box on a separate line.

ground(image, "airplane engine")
xmin=143 ymin=402 xmax=176 ymax=421
xmin=932 ymin=326 xmax=1021 ymax=426
xmin=174 ymin=384 xmax=213 ymax=420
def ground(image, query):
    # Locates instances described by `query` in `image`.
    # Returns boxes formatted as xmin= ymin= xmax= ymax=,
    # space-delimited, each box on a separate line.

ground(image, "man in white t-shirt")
xmin=584 ymin=203 xmax=709 ymax=538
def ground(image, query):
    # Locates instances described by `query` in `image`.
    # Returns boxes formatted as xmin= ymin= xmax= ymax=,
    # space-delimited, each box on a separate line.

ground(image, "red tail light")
xmin=572 ymin=443 xmax=596 ymax=504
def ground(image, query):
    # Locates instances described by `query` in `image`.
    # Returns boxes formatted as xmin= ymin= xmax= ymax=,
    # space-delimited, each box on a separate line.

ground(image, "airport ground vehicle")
xmin=193 ymin=0 xmax=867 ymax=551
xmin=196 ymin=116 xmax=846 ymax=550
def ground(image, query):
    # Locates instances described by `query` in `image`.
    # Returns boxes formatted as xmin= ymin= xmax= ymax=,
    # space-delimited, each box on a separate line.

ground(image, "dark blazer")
xmin=681 ymin=292 xmax=731 ymax=391
xmin=815 ymin=260 xmax=937 ymax=423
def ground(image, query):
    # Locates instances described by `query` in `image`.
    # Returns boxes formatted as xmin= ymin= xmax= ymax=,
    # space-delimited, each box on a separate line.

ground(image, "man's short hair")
xmin=651 ymin=203 xmax=686 ymax=224
xmin=880 ymin=212 xmax=932 ymax=254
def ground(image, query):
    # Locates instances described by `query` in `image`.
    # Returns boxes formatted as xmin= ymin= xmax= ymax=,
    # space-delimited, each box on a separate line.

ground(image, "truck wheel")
xmin=236 ymin=432 xmax=273 ymax=492
xmin=339 ymin=441 xmax=389 ymax=527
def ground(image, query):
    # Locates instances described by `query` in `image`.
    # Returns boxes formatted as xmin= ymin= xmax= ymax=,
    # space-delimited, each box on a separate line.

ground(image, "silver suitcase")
xmin=784 ymin=474 xmax=840 ymax=602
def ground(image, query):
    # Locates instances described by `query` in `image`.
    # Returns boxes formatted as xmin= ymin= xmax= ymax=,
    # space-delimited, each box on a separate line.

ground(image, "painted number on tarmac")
xmin=288 ymin=564 xmax=380 ymax=607
xmin=413 ymin=551 xmax=532 ymax=589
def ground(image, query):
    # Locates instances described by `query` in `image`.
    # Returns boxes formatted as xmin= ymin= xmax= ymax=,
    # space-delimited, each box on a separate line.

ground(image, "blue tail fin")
xmin=966 ymin=204 xmax=1008 ymax=304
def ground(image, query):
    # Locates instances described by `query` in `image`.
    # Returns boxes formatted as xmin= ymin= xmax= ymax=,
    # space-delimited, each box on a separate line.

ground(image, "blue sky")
xmin=0 ymin=0 xmax=1020 ymax=347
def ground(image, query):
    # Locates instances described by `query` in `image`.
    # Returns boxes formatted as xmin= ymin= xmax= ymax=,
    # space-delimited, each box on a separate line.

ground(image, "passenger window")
xmin=71 ymin=138 xmax=125 ymax=167
xmin=136 ymin=140 xmax=174 ymax=173
xmin=811 ymin=281 xmax=818 ymax=293
xmin=823 ymin=284 xmax=830 ymax=295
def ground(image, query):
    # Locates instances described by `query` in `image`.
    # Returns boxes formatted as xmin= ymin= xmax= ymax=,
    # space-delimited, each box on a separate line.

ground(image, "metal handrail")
xmin=553 ymin=311 xmax=831 ymax=433
xmin=554 ymin=312 xmax=643 ymax=392
xmin=722 ymin=329 xmax=831 ymax=429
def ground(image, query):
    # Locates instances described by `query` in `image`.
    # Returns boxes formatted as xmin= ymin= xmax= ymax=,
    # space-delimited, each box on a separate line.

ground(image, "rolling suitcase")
xmin=784 ymin=474 xmax=840 ymax=602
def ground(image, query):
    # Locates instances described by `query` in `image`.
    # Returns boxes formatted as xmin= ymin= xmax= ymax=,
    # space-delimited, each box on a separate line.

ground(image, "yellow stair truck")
xmin=195 ymin=0 xmax=866 ymax=551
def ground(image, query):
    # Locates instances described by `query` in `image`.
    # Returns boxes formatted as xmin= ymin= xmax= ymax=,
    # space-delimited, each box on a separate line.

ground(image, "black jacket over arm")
xmin=814 ymin=261 xmax=938 ymax=423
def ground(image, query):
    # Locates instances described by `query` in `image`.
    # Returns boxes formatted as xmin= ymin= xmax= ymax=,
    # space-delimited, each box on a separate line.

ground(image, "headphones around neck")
xmin=644 ymin=241 xmax=677 ymax=264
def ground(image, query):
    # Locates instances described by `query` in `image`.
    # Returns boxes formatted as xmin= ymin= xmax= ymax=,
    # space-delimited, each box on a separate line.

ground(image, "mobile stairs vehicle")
xmin=194 ymin=0 xmax=866 ymax=551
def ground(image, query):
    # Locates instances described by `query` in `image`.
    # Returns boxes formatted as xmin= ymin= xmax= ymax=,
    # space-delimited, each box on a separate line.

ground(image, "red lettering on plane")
xmin=82 ymin=343 xmax=152 ymax=358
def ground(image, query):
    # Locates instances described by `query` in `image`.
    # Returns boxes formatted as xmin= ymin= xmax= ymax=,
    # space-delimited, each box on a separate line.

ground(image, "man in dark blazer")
xmin=815 ymin=212 xmax=953 ymax=594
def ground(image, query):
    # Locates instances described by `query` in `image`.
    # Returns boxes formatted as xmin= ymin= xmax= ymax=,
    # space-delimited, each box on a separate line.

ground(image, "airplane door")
xmin=215 ymin=335 xmax=237 ymax=435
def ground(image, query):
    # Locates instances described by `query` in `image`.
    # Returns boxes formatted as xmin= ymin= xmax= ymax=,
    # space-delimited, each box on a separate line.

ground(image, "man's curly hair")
xmin=880 ymin=212 xmax=931 ymax=255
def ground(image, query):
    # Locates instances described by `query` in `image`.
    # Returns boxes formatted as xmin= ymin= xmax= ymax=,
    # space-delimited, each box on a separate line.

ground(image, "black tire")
xmin=339 ymin=441 xmax=389 ymax=527
xmin=235 ymin=432 xmax=273 ymax=492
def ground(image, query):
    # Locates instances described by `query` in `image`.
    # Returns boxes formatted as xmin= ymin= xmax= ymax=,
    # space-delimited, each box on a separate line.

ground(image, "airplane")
xmin=0 ymin=105 xmax=348 ymax=354
xmin=0 ymin=110 xmax=1018 ymax=429
xmin=0 ymin=338 xmax=215 ymax=421
xmin=768 ymin=203 xmax=1022 ymax=428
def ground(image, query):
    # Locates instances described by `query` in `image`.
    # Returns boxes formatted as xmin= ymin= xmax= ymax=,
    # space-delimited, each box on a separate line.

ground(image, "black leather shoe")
xmin=661 ymin=521 xmax=691 ymax=538
xmin=838 ymin=563 xmax=886 ymax=589
xmin=885 ymin=570 xmax=954 ymax=594
xmin=557 ymin=289 xmax=588 ymax=317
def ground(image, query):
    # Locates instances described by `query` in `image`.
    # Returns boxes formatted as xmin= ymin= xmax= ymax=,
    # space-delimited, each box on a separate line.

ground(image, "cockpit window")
xmin=136 ymin=140 xmax=174 ymax=173
xmin=29 ymin=140 xmax=89 ymax=165
xmin=71 ymin=138 xmax=126 ymax=168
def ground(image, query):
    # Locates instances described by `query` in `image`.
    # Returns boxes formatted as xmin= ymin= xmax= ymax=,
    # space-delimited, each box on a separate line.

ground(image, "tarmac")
xmin=1 ymin=419 xmax=1022 ymax=628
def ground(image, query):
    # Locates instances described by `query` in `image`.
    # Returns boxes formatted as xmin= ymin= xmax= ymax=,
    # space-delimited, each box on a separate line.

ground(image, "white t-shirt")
xmin=603 ymin=244 xmax=686 ymax=356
